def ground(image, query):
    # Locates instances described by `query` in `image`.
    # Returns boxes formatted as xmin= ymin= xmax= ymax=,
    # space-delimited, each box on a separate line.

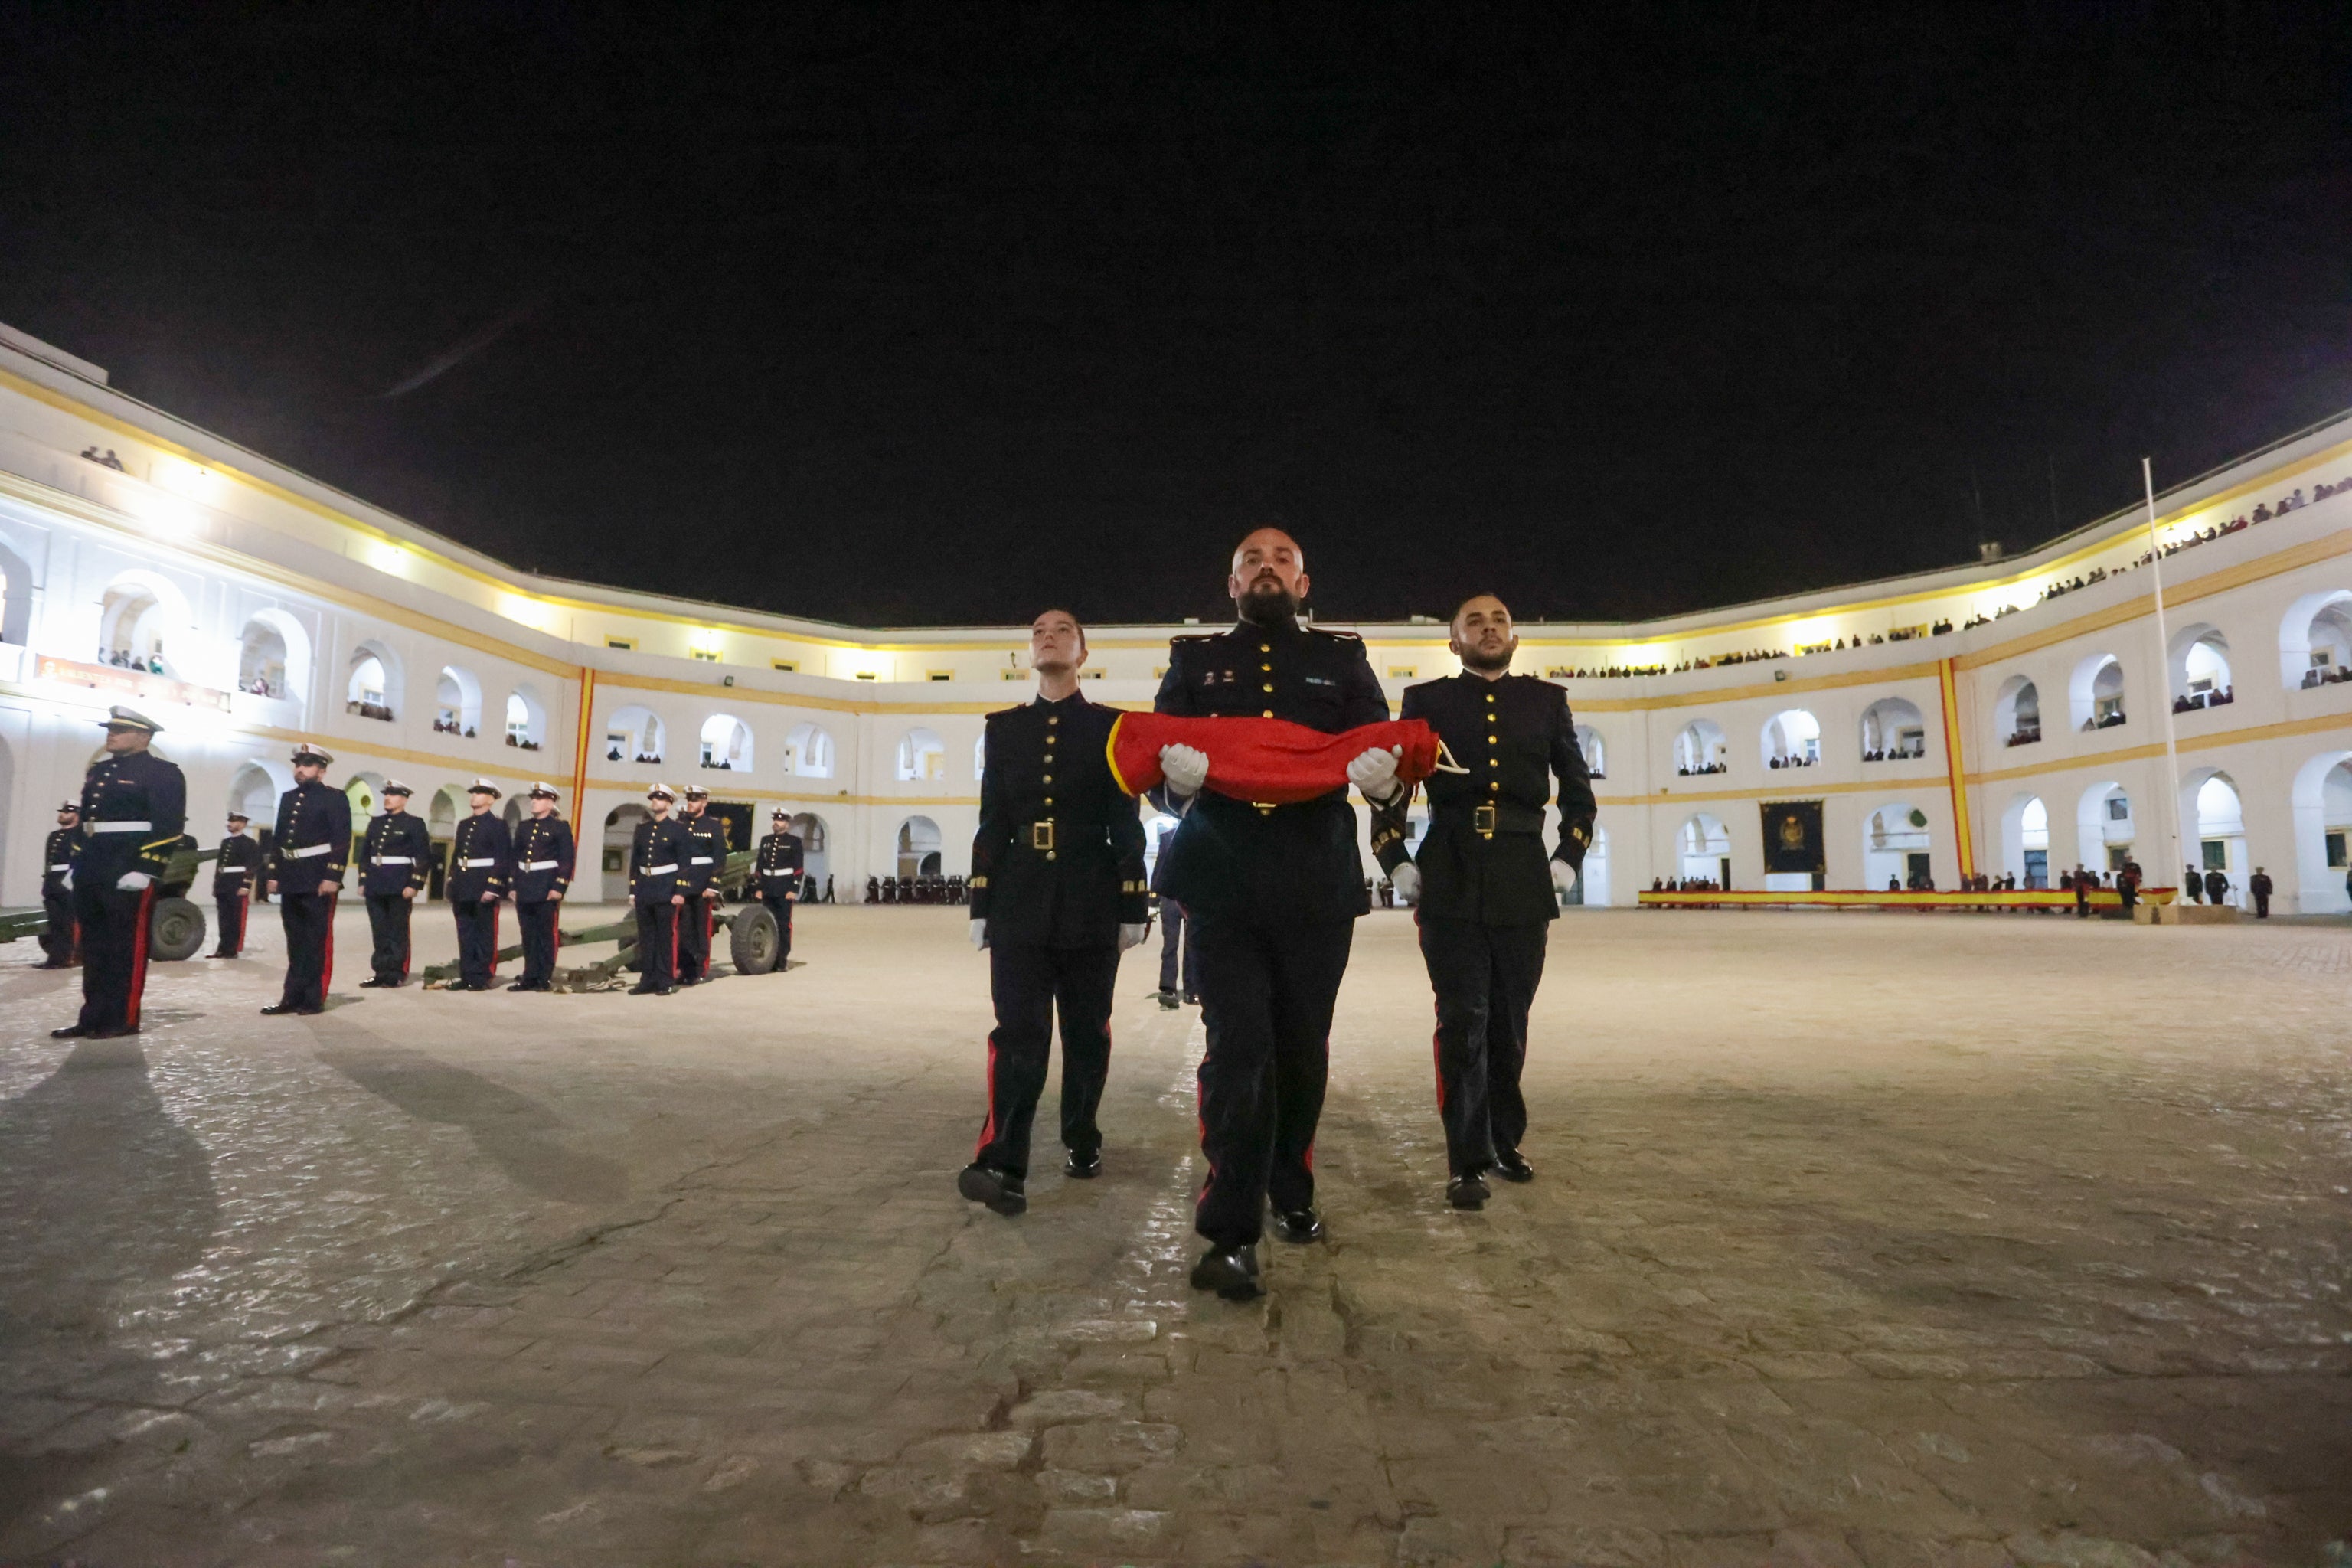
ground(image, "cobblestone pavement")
xmin=2 ymin=904 xmax=2347 ymax=1566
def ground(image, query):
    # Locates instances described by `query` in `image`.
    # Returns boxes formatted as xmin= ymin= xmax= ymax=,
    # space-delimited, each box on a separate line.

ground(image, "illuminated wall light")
xmin=365 ymin=539 xmax=407 ymax=574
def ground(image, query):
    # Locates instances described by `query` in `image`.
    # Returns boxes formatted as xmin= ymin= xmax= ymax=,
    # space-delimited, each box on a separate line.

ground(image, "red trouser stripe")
xmin=974 ymin=1040 xmax=999 ymax=1159
xmin=321 ymin=893 xmax=338 ymax=999
xmin=490 ymin=903 xmax=501 ymax=974
xmin=125 ymin=885 xmax=156 ymax=1029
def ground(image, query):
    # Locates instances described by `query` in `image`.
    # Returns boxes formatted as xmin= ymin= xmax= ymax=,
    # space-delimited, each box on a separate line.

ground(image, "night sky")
xmin=2 ymin=5 xmax=2346 ymax=628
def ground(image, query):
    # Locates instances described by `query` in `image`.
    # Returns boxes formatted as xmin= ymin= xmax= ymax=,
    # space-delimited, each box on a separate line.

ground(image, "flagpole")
xmin=2142 ymin=459 xmax=2188 ymax=895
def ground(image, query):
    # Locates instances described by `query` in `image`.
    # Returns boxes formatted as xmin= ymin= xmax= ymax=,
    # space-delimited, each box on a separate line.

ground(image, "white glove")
xmin=1346 ymin=744 xmax=1404 ymax=802
xmin=969 ymin=919 xmax=988 ymax=951
xmin=1118 ymin=922 xmax=1149 ymax=952
xmin=1159 ymin=743 xmax=1209 ymax=796
xmin=116 ymin=871 xmax=153 ymax=892
xmin=1390 ymin=863 xmax=1421 ymax=903
xmin=1551 ymin=861 xmax=1578 ymax=900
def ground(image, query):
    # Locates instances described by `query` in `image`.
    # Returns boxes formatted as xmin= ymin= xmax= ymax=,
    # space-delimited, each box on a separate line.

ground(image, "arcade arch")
xmin=787 ymin=812 xmax=831 ymax=895
xmin=784 ymin=722 xmax=835 ymax=778
xmin=347 ymin=639 xmax=400 ymax=720
xmin=896 ymin=815 xmax=942 ymax=878
xmin=2070 ymin=654 xmax=2125 ymax=732
xmin=2288 ymin=750 xmax=2352 ymax=912
xmin=434 ymin=665 xmax=482 ymax=737
xmin=699 ymin=712 xmax=754 ymax=772
xmin=974 ymin=733 xmax=989 ymax=780
xmin=2166 ymin=623 xmax=2233 ymax=710
xmin=2184 ymin=768 xmax=2248 ymax=905
xmin=1760 ymin=710 xmax=1819 ymax=769
xmin=1674 ymin=720 xmax=1727 ymax=776
xmin=1574 ymin=725 xmax=1606 ymax=779
xmin=0 ymin=534 xmax=31 ymax=646
xmin=1994 ymin=675 xmax=2042 ymax=747
xmin=1674 ymin=812 xmax=1730 ymax=884
xmin=604 ymin=704 xmax=665 ymax=765
xmin=504 ymin=686 xmax=546 ymax=751
xmin=2279 ymin=590 xmax=2352 ymax=690
xmin=1859 ymin=697 xmax=1926 ymax=761
xmin=602 ymin=802 xmax=649 ymax=901
xmin=1999 ymin=793 xmax=2051 ymax=888
xmin=1566 ymin=824 xmax=1610 ymax=907
xmin=344 ymin=771 xmax=387 ymax=822
xmin=896 ymin=727 xmax=946 ymax=782
xmin=2075 ymin=781 xmax=2134 ymax=876
xmin=1864 ymin=803 xmax=1932 ymax=890
xmin=225 ymin=760 xmax=286 ymax=826
xmin=97 ymin=571 xmax=191 ymax=675
xmin=236 ymin=609 xmax=310 ymax=702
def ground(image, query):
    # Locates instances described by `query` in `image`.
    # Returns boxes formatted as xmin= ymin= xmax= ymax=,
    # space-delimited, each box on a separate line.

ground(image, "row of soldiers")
xmin=956 ymin=530 xmax=1596 ymax=1303
xmin=42 ymin=711 xmax=807 ymax=1034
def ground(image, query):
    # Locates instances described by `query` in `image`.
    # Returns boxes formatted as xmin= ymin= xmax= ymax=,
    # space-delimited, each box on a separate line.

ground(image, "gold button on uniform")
xmin=1043 ymin=774 xmax=1054 ymax=783
xmin=1044 ymin=796 xmax=1054 ymax=806
xmin=1262 ymin=709 xmax=1273 ymax=717
xmin=1262 ymin=682 xmax=1274 ymax=693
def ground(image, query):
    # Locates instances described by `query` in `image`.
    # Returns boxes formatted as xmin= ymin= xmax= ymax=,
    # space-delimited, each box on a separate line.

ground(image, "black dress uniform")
xmin=211 ymin=830 xmax=264 ymax=957
xmin=630 ymin=812 xmax=691 ymax=992
xmin=359 ymin=812 xmax=433 ymax=982
xmin=1386 ymin=671 xmax=1596 ymax=1188
xmin=676 ymin=805 xmax=729 ymax=982
xmin=755 ymin=824 xmax=805 ymax=965
xmin=70 ymin=750 xmax=187 ymax=1034
xmin=1151 ymin=617 xmax=1401 ymax=1251
xmin=446 ymin=812 xmax=514 ymax=988
xmin=966 ymin=692 xmax=1149 ymax=1188
xmin=39 ymin=815 xmax=80 ymax=968
xmin=267 ymin=777 xmax=350 ymax=1013
xmin=511 ymin=814 xmax=575 ymax=989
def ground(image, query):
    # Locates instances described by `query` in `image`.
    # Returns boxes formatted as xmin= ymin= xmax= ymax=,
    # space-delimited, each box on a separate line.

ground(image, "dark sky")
xmin=2 ymin=4 xmax=2347 ymax=627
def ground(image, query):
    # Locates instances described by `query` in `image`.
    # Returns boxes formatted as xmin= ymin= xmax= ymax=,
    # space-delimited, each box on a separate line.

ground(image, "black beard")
xmin=1460 ymin=640 xmax=1514 ymax=673
xmin=1237 ymin=582 xmax=1299 ymax=626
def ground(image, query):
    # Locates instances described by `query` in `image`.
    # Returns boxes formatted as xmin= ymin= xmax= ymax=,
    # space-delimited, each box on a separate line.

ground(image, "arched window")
xmin=1674 ymin=720 xmax=1727 ymax=776
xmin=784 ymin=722 xmax=835 ymax=778
xmin=1676 ymin=812 xmax=1730 ymax=884
xmin=434 ymin=665 xmax=482 ymax=737
xmin=2073 ymin=782 xmax=2132 ymax=874
xmin=347 ymin=640 xmax=400 ymax=720
xmin=896 ymin=727 xmax=946 ymax=782
xmin=2069 ymin=654 xmax=2125 ymax=732
xmin=789 ymin=812 xmax=832 ymax=891
xmin=1573 ymin=724 xmax=1606 ymax=779
xmin=2166 ymin=623 xmax=2233 ymax=713
xmin=238 ymin=619 xmax=288 ymax=697
xmin=1759 ymin=709 xmax=1821 ymax=769
xmin=896 ymin=815 xmax=943 ymax=877
xmin=1858 ymin=697 xmax=1926 ymax=762
xmin=699 ymin=712 xmax=755 ymax=772
xmin=1996 ymin=794 xmax=2050 ymax=887
xmin=0 ymin=533 xmax=31 ymax=646
xmin=1994 ymin=675 xmax=2041 ymax=747
xmin=974 ymin=732 xmax=990 ymax=780
xmin=604 ymin=704 xmax=666 ymax=765
xmin=2279 ymin=590 xmax=2352 ymax=690
xmin=504 ymin=686 xmax=546 ymax=751
xmin=226 ymin=760 xmax=287 ymax=827
xmin=98 ymin=582 xmax=172 ymax=675
xmin=2290 ymin=750 xmax=2352 ymax=912
xmin=1863 ymin=805 xmax=1932 ymax=890
xmin=2184 ymin=769 xmax=2248 ymax=906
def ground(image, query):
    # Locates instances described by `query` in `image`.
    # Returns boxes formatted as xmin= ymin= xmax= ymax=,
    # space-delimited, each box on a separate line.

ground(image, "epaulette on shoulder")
xmin=1308 ymin=626 xmax=1364 ymax=641
xmin=1169 ymin=633 xmax=1219 ymax=647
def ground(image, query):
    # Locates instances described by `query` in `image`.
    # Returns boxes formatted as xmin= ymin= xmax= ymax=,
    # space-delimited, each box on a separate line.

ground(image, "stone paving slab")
xmin=0 ymin=904 xmax=2347 ymax=1565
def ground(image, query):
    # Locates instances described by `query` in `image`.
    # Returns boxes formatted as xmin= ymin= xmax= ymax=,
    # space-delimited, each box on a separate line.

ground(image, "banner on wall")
xmin=1760 ymin=799 xmax=1825 ymax=876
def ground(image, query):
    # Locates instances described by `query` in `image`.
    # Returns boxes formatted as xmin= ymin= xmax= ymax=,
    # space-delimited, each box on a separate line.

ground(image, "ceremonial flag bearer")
xmin=509 ymin=782 xmax=574 ymax=991
xmin=52 ymin=707 xmax=185 ymax=1038
xmin=357 ymin=781 xmax=430 ymax=986
xmin=756 ymin=807 xmax=805 ymax=969
xmin=37 ymin=800 xmax=80 ymax=969
xmin=446 ymin=779 xmax=513 ymax=991
xmin=630 ymin=785 xmax=690 ymax=995
xmin=1150 ymin=530 xmax=1409 ymax=1297
xmin=959 ymin=609 xmax=1151 ymax=1217
xmin=675 ymin=785 xmax=727 ymax=984
xmin=262 ymin=740 xmax=348 ymax=1017
xmin=210 ymin=810 xmax=263 ymax=958
xmin=1385 ymin=594 xmax=1595 ymax=1209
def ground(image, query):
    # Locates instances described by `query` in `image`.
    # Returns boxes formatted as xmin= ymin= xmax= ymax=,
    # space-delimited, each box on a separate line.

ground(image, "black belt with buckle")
xmin=1027 ymin=821 xmax=1056 ymax=851
xmin=1452 ymin=802 xmax=1544 ymax=839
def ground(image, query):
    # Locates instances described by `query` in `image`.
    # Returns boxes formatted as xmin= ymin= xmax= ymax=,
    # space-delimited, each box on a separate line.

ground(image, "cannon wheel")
xmin=149 ymin=896 xmax=207 ymax=962
xmin=727 ymin=903 xmax=779 ymax=975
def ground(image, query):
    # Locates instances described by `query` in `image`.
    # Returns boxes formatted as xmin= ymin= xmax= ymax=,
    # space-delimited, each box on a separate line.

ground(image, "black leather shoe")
xmin=1155 ymin=990 xmax=1179 ymax=1010
xmin=358 ymin=978 xmax=388 ymax=988
xmin=505 ymin=981 xmax=536 ymax=992
xmin=1447 ymin=1171 xmax=1490 ymax=1210
xmin=88 ymin=1026 xmax=141 ymax=1040
xmin=49 ymin=1024 xmax=87 ymax=1038
xmin=260 ymin=1004 xmax=300 ymax=1015
xmin=1188 ymin=1244 xmax=1263 ymax=1299
xmin=35 ymin=959 xmax=70 ymax=970
xmin=1493 ymin=1151 xmax=1535 ymax=1183
xmin=1269 ymin=1207 xmax=1325 ymax=1244
xmin=1064 ymin=1149 xmax=1102 ymax=1179
xmin=957 ymin=1163 xmax=1027 ymax=1216
xmin=1180 ymin=991 xmax=1200 ymax=1004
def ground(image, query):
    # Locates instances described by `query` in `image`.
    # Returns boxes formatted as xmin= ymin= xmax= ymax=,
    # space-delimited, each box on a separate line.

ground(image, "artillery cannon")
xmin=0 ymin=838 xmax=217 ymax=962
xmin=419 ymin=847 xmax=786 ymax=988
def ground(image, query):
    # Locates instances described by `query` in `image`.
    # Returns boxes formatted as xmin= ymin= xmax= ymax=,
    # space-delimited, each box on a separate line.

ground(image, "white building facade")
xmin=2 ymin=323 xmax=2350 ymax=913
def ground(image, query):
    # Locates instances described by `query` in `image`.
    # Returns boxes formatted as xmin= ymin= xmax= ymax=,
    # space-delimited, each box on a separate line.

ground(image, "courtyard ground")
xmin=0 ymin=903 xmax=2347 ymax=1566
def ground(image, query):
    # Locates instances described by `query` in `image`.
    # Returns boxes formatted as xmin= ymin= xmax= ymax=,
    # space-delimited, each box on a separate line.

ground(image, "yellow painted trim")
xmin=1964 ymin=705 xmax=2352 ymax=787
xmin=1938 ymin=658 xmax=1975 ymax=875
xmin=582 ymin=777 xmax=977 ymax=808
xmin=1595 ymin=775 xmax=1945 ymax=807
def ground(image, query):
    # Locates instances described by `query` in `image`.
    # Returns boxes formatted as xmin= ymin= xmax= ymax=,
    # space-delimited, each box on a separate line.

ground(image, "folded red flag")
xmin=1105 ymin=712 xmax=1446 ymax=805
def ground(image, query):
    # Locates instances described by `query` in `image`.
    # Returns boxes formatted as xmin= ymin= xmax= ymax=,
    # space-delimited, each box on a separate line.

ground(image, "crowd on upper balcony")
xmin=78 ymin=446 xmax=126 ymax=471
xmin=1861 ymin=742 xmax=1927 ymax=763
xmin=2173 ymin=686 xmax=2235 ymax=714
xmin=608 ymin=745 xmax=664 ymax=764
xmin=237 ymin=675 xmax=282 ymax=698
xmin=99 ymin=647 xmax=165 ymax=675
xmin=433 ymin=717 xmax=478 ymax=739
xmin=1674 ymin=760 xmax=1730 ymax=776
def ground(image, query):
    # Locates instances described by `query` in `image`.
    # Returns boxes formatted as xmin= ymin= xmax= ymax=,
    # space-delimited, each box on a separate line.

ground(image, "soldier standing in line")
xmin=629 ymin=784 xmax=690 ymax=996
xmin=508 ymin=783 xmax=573 ymax=991
xmin=2249 ymin=865 xmax=2274 ymax=918
xmin=209 ymin=809 xmax=263 ymax=958
xmin=51 ymin=708 xmax=185 ymax=1038
xmin=445 ymin=778 xmax=513 ymax=991
xmin=755 ymin=807 xmax=805 ymax=969
xmin=1383 ymin=593 xmax=1594 ymax=1210
xmin=37 ymin=800 xmax=80 ymax=969
xmin=959 ymin=609 xmax=1151 ymax=1217
xmin=261 ymin=740 xmax=348 ymax=1017
xmin=675 ymin=784 xmax=728 ymax=985
xmin=1148 ymin=529 xmax=1410 ymax=1298
xmin=357 ymin=781 xmax=430 ymax=987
